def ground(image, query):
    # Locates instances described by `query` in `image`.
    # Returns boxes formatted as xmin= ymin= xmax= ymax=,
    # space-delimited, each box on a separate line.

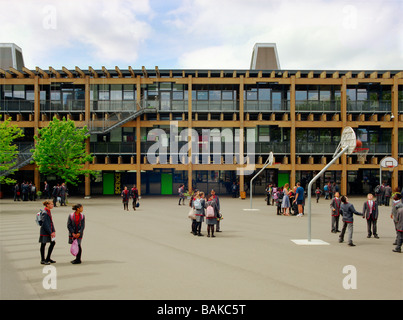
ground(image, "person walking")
xmin=59 ymin=183 xmax=67 ymax=206
xmin=384 ymin=184 xmax=392 ymax=206
xmin=281 ymin=184 xmax=291 ymax=216
xmin=13 ymin=183 xmax=20 ymax=201
xmin=391 ymin=193 xmax=403 ymax=247
xmin=294 ymin=182 xmax=304 ymax=217
xmin=209 ymin=189 xmax=221 ymax=232
xmin=339 ymin=196 xmax=363 ymax=247
xmin=362 ymin=193 xmax=379 ymax=239
xmin=205 ymin=198 xmax=218 ymax=237
xmin=392 ymin=196 xmax=403 ymax=253
xmin=330 ymin=192 xmax=342 ymax=233
xmin=43 ymin=181 xmax=50 ymax=199
xmin=121 ymin=186 xmax=130 ymax=211
xmin=131 ymin=185 xmax=139 ymax=210
xmin=193 ymin=192 xmax=206 ymax=236
xmin=39 ymin=200 xmax=56 ymax=265
xmin=178 ymin=184 xmax=185 ymax=205
xmin=52 ymin=184 xmax=59 ymax=207
xmin=68 ymin=204 xmax=85 ymax=264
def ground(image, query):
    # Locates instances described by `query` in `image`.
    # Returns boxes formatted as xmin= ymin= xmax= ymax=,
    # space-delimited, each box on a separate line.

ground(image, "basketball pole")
xmin=307 ymin=146 xmax=349 ymax=242
xmin=249 ymin=156 xmax=273 ymax=210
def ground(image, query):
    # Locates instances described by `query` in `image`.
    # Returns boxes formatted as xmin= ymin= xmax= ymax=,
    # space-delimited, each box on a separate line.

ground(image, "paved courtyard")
xmin=0 ymin=194 xmax=402 ymax=300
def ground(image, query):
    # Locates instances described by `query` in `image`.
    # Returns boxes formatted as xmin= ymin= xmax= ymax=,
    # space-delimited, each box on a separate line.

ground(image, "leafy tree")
xmin=0 ymin=116 xmax=25 ymax=184
xmin=32 ymin=117 xmax=94 ymax=185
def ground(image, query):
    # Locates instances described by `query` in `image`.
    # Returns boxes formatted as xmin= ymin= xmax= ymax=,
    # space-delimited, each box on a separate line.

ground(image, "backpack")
xmin=36 ymin=209 xmax=44 ymax=226
xmin=206 ymin=205 xmax=215 ymax=218
xmin=374 ymin=185 xmax=380 ymax=194
xmin=194 ymin=198 xmax=202 ymax=210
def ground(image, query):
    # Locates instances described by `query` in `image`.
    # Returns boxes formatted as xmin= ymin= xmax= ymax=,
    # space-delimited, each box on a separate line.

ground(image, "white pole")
xmin=250 ymin=158 xmax=272 ymax=209
xmin=307 ymin=147 xmax=349 ymax=242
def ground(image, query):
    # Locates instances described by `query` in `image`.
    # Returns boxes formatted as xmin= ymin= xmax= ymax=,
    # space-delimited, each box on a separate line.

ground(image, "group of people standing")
xmin=329 ymin=191 xmax=403 ymax=252
xmin=13 ymin=181 xmax=38 ymax=201
xmin=374 ymin=182 xmax=393 ymax=206
xmin=265 ymin=182 xmax=305 ymax=217
xmin=121 ymin=185 xmax=139 ymax=211
xmin=39 ymin=200 xmax=85 ymax=265
xmin=188 ymin=189 xmax=221 ymax=238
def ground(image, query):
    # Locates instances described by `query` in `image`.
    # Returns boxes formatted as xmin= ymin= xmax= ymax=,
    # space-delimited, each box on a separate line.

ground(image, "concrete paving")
xmin=0 ymin=195 xmax=402 ymax=300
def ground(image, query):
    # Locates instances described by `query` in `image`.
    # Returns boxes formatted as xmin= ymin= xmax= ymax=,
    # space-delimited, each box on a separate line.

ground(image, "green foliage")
xmin=32 ymin=117 xmax=94 ymax=185
xmin=0 ymin=116 xmax=25 ymax=184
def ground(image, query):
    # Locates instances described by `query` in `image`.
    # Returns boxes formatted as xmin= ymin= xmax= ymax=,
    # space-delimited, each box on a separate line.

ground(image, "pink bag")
xmin=70 ymin=239 xmax=79 ymax=256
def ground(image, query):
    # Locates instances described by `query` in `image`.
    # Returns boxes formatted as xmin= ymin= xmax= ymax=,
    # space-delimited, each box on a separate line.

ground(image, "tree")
xmin=32 ymin=117 xmax=94 ymax=185
xmin=0 ymin=116 xmax=25 ymax=184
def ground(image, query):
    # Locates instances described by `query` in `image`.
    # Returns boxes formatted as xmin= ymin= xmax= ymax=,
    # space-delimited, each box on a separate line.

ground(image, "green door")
xmin=103 ymin=173 xmax=115 ymax=195
xmin=278 ymin=172 xmax=290 ymax=188
xmin=161 ymin=173 xmax=173 ymax=195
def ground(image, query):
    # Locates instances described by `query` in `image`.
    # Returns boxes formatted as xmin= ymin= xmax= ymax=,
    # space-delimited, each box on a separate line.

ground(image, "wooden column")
xmin=290 ymin=76 xmax=296 ymax=187
xmin=188 ymin=75 xmax=193 ymax=192
xmin=84 ymin=75 xmax=91 ymax=198
xmin=34 ymin=75 xmax=40 ymax=190
xmin=341 ymin=76 xmax=348 ymax=195
xmin=391 ymin=76 xmax=399 ymax=191
xmin=239 ymin=75 xmax=244 ymax=194
xmin=136 ymin=75 xmax=142 ymax=195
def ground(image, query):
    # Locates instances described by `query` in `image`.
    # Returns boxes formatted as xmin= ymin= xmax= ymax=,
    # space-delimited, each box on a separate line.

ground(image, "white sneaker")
xmin=297 ymin=213 xmax=303 ymax=217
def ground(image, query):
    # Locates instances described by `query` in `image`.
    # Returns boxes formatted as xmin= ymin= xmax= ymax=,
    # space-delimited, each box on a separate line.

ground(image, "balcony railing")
xmin=0 ymin=100 xmax=34 ymax=112
xmin=295 ymin=100 xmax=341 ymax=112
xmin=347 ymin=100 xmax=391 ymax=113
xmin=244 ymin=100 xmax=289 ymax=112
xmin=91 ymin=142 xmax=136 ymax=155
xmin=296 ymin=142 xmax=340 ymax=155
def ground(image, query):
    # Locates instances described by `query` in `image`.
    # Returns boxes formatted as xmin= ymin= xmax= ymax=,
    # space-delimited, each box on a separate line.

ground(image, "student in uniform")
xmin=39 ymin=200 xmax=56 ymax=265
xmin=131 ymin=185 xmax=139 ymax=210
xmin=121 ymin=186 xmax=130 ymax=211
xmin=330 ymin=192 xmax=342 ymax=233
xmin=362 ymin=193 xmax=379 ymax=239
xmin=210 ymin=189 xmax=221 ymax=232
xmin=339 ymin=196 xmax=363 ymax=247
xmin=193 ymin=192 xmax=206 ymax=236
xmin=68 ymin=204 xmax=85 ymax=264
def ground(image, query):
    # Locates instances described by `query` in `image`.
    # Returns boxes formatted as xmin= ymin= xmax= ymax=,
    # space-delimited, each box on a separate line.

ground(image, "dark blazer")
xmin=394 ymin=207 xmax=403 ymax=232
xmin=330 ymin=198 xmax=341 ymax=217
xmin=340 ymin=203 xmax=362 ymax=223
xmin=40 ymin=208 xmax=55 ymax=236
xmin=362 ymin=200 xmax=379 ymax=220
xmin=67 ymin=213 xmax=85 ymax=244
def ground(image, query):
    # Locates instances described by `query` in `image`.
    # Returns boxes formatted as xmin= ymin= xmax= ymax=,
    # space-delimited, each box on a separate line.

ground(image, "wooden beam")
xmin=320 ymin=71 xmax=327 ymax=79
xmin=307 ymin=71 xmax=314 ymax=79
xmin=22 ymin=67 xmax=36 ymax=78
xmin=370 ymin=71 xmax=378 ymax=79
xmin=62 ymin=66 xmax=74 ymax=78
xmin=36 ymin=67 xmax=49 ymax=79
xmin=357 ymin=71 xmax=365 ymax=79
xmin=9 ymin=67 xmax=24 ymax=79
xmin=142 ymin=66 xmax=148 ymax=78
xmin=115 ymin=66 xmax=123 ymax=78
xmin=382 ymin=71 xmax=390 ymax=79
xmin=102 ymin=66 xmax=111 ymax=78
xmin=332 ymin=71 xmax=339 ymax=79
xmin=0 ymin=68 xmax=12 ymax=79
xmin=128 ymin=66 xmax=135 ymax=78
xmin=75 ymin=66 xmax=86 ymax=78
xmin=155 ymin=66 xmax=160 ymax=78
xmin=89 ymin=66 xmax=99 ymax=78
xmin=49 ymin=67 xmax=61 ymax=78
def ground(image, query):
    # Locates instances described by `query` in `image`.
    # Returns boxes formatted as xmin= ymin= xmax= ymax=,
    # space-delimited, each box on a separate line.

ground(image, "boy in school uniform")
xmin=362 ymin=193 xmax=379 ymax=238
xmin=330 ymin=192 xmax=341 ymax=233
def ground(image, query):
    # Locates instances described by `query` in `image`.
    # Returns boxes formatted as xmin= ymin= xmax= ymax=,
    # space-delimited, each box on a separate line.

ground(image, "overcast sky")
xmin=1 ymin=0 xmax=402 ymax=70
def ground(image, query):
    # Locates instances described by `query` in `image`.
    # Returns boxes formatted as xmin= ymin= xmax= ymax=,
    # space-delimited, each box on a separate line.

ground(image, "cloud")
xmin=171 ymin=0 xmax=403 ymax=70
xmin=0 ymin=0 xmax=152 ymax=68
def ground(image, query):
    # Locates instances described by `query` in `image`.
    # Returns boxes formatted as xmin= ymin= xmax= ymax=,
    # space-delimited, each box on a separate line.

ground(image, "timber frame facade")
xmin=1 ymin=66 xmax=403 ymax=197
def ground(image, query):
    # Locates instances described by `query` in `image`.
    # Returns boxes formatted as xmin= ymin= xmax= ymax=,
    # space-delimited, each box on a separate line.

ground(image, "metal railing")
xmin=0 ymin=143 xmax=34 ymax=177
xmin=347 ymin=100 xmax=391 ymax=113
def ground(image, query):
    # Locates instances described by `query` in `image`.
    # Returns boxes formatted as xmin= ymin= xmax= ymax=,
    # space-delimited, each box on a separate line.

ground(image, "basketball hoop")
xmin=353 ymin=147 xmax=369 ymax=163
xmin=333 ymin=127 xmax=357 ymax=158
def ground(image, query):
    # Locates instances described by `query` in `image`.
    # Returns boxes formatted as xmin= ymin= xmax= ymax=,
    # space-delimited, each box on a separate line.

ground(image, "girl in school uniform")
xmin=193 ymin=192 xmax=206 ymax=236
xmin=206 ymin=198 xmax=218 ymax=237
xmin=68 ymin=204 xmax=86 ymax=264
xmin=39 ymin=200 xmax=56 ymax=265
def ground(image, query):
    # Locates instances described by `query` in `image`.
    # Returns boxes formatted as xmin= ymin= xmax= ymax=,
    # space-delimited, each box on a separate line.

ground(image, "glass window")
xmin=13 ymin=85 xmax=25 ymax=99
xmin=346 ymin=88 xmax=356 ymax=101
xmin=209 ymin=90 xmax=221 ymax=100
xmin=308 ymin=86 xmax=319 ymax=101
xmin=259 ymin=88 xmax=271 ymax=100
xmin=51 ymin=91 xmax=61 ymax=101
xmin=319 ymin=86 xmax=331 ymax=101
xmin=296 ymin=90 xmax=307 ymax=101
xmin=246 ymin=87 xmax=257 ymax=100
xmin=173 ymin=91 xmax=183 ymax=100
xmin=110 ymin=84 xmax=122 ymax=101
xmin=197 ymin=91 xmax=208 ymax=100
xmin=357 ymin=88 xmax=367 ymax=101
xmin=4 ymin=85 xmax=12 ymax=98
xmin=222 ymin=91 xmax=233 ymax=100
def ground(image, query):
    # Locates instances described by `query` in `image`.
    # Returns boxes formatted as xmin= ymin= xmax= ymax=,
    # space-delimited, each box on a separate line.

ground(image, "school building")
xmin=0 ymin=43 xmax=402 ymax=197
